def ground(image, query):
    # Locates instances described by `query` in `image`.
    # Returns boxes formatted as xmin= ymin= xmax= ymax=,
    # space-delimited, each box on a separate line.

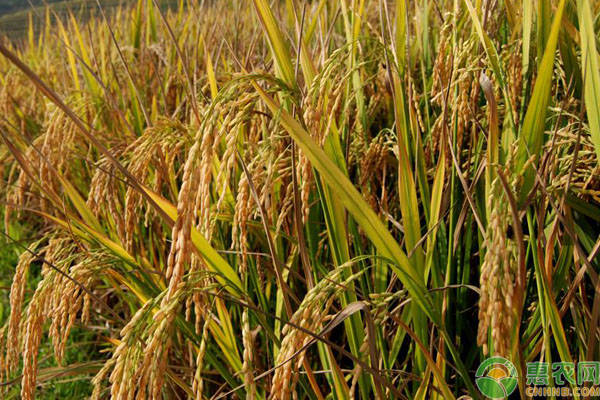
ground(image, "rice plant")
xmin=0 ymin=0 xmax=599 ymax=398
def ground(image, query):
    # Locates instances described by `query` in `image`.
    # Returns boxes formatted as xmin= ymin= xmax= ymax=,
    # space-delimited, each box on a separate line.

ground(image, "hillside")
xmin=0 ymin=0 xmax=139 ymax=38
xmin=0 ymin=0 xmax=67 ymax=15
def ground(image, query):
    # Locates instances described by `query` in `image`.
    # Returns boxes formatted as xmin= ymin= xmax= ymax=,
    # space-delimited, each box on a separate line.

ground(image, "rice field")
xmin=0 ymin=0 xmax=600 ymax=398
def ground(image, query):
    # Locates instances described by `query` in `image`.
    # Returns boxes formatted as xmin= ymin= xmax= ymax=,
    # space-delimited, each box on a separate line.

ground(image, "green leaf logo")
xmin=476 ymin=357 xmax=518 ymax=399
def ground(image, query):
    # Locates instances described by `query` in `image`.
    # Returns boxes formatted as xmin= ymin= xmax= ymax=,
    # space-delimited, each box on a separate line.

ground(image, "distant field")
xmin=0 ymin=0 xmax=66 ymax=15
xmin=0 ymin=0 xmax=177 ymax=39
